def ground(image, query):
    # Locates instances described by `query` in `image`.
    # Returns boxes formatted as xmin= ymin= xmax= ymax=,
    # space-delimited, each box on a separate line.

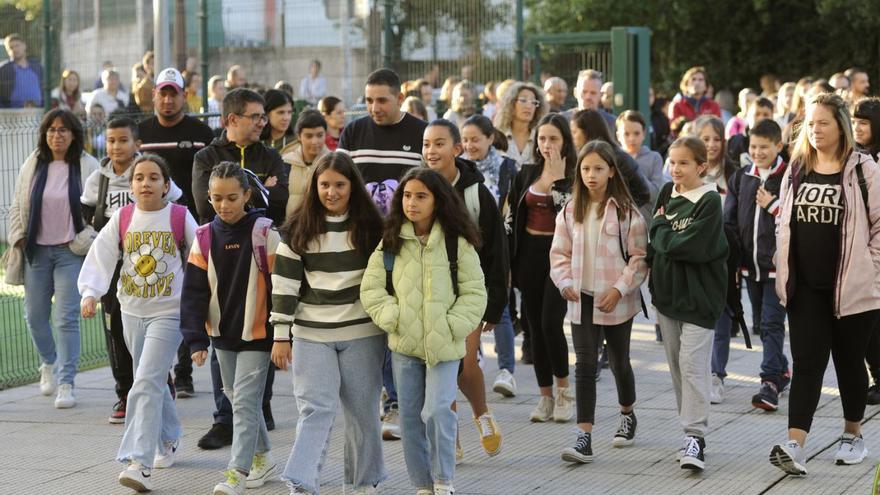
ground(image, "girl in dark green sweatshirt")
xmin=648 ymin=136 xmax=728 ymax=472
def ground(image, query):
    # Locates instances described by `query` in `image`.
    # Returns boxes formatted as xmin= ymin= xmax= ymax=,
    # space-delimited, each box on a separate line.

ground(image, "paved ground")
xmin=1 ymin=311 xmax=879 ymax=494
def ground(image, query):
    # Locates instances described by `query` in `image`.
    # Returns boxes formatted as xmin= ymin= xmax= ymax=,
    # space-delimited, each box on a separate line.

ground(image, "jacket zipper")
xmin=752 ymin=177 xmax=763 ymax=282
xmin=834 ymin=170 xmax=853 ymax=318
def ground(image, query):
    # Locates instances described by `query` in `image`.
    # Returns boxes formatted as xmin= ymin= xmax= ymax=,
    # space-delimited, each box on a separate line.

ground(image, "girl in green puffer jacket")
xmin=360 ymin=168 xmax=487 ymax=495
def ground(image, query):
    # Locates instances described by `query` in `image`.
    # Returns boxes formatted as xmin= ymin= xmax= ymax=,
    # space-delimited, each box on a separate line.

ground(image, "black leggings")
xmin=787 ymin=284 xmax=880 ymax=432
xmin=516 ymin=233 xmax=569 ymax=387
xmin=102 ymin=262 xmax=132 ymax=400
xmin=571 ymin=294 xmax=636 ymax=424
xmin=866 ymin=323 xmax=880 ymax=383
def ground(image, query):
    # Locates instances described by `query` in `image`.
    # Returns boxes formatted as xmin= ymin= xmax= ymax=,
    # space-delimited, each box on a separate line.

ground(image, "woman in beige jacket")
xmin=282 ymin=110 xmax=329 ymax=218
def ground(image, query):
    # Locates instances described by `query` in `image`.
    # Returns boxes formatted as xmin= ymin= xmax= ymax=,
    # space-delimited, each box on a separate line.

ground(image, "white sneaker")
xmin=492 ymin=369 xmax=517 ymax=397
xmin=54 ymin=383 xmax=75 ymax=408
xmin=246 ymin=452 xmax=277 ymax=488
xmin=553 ymin=387 xmax=574 ymax=423
xmin=153 ymin=439 xmax=180 ymax=469
xmin=769 ymin=439 xmax=807 ymax=475
xmin=39 ymin=362 xmax=56 ymax=396
xmin=710 ymin=374 xmax=724 ymax=404
xmin=416 ymin=489 xmax=433 ymax=495
xmin=834 ymin=434 xmax=868 ymax=465
xmin=213 ymin=469 xmax=246 ymax=495
xmin=434 ymin=483 xmax=455 ymax=495
xmin=119 ymin=462 xmax=153 ymax=492
xmin=529 ymin=396 xmax=554 ymax=422
xmin=382 ymin=407 xmax=401 ymax=440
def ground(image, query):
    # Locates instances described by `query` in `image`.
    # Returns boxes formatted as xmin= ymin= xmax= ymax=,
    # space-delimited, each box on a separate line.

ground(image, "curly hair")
xmin=494 ymin=81 xmax=548 ymax=133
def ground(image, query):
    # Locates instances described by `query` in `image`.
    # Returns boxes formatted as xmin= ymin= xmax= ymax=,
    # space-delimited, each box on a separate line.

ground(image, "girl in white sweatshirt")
xmin=78 ymin=153 xmax=197 ymax=493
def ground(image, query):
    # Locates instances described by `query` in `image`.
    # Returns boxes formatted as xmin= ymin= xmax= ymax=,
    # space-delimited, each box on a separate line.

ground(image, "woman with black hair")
xmin=319 ymin=96 xmax=345 ymax=151
xmin=507 ymin=113 xmax=576 ymax=423
xmin=8 ymin=108 xmax=100 ymax=408
xmin=261 ymin=89 xmax=296 ymax=154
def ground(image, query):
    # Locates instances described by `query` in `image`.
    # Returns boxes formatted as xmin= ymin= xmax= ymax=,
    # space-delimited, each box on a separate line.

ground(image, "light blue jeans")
xmin=391 ymin=352 xmax=459 ymax=489
xmin=215 ymin=348 xmax=271 ymax=473
xmin=493 ymin=307 xmax=516 ymax=373
xmin=116 ymin=314 xmax=182 ymax=468
xmin=24 ymin=244 xmax=83 ymax=385
xmin=282 ymin=335 xmax=387 ymax=494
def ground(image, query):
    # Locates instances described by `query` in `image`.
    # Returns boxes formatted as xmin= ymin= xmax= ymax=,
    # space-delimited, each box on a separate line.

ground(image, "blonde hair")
xmin=494 ymin=81 xmax=548 ymax=133
xmin=776 ymin=82 xmax=796 ymax=118
xmin=669 ymin=136 xmax=709 ymax=177
xmin=789 ymin=92 xmax=854 ymax=175
xmin=691 ymin=115 xmax=727 ymax=168
xmin=450 ymin=80 xmax=476 ymax=113
xmin=679 ymin=66 xmax=707 ymax=95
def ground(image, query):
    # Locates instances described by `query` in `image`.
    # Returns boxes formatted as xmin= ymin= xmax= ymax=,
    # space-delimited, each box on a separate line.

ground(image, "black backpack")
xmin=383 ymin=234 xmax=460 ymax=297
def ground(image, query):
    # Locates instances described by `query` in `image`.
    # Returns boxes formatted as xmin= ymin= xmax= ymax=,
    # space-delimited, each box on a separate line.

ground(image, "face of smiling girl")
xmin=423 ymin=125 xmax=461 ymax=178
xmin=130 ymin=161 xmax=170 ymax=211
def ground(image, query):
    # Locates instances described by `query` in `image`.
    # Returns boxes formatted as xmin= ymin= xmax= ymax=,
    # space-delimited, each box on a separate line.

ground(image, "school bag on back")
xmin=366 ymin=179 xmax=399 ymax=217
xmin=194 ymin=217 xmax=274 ymax=289
xmin=117 ymin=203 xmax=188 ymax=260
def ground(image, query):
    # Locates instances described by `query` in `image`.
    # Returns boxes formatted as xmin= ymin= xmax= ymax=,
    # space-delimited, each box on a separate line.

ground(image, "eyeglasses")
xmin=237 ymin=113 xmax=268 ymax=124
xmin=516 ymin=97 xmax=541 ymax=108
xmin=47 ymin=127 xmax=71 ymax=135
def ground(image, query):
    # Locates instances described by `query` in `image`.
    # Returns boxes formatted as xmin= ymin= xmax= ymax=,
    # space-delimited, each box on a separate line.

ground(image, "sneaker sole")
xmin=482 ymin=442 xmax=502 ymax=457
xmin=492 ymin=383 xmax=516 ymax=397
xmin=119 ymin=475 xmax=152 ymax=492
xmin=176 ymin=390 xmax=194 ymax=399
xmin=835 ymin=449 xmax=868 ymax=466
xmin=245 ymin=464 xmax=276 ymax=488
xmin=752 ymin=399 xmax=779 ymax=412
xmin=108 ymin=416 xmax=126 ymax=424
xmin=530 ymin=415 xmax=550 ymax=423
xmin=680 ymin=457 xmax=705 ymax=470
xmin=769 ymin=444 xmax=807 ymax=475
xmin=561 ymin=449 xmax=593 ymax=464
xmin=553 ymin=415 xmax=573 ymax=423
xmin=611 ymin=437 xmax=634 ymax=448
xmin=54 ymin=401 xmax=75 ymax=409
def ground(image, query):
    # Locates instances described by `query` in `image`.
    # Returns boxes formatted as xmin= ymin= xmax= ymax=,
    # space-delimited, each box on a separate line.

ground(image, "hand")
xmin=14 ymin=239 xmax=24 ymax=249
xmin=756 ymin=187 xmax=776 ymax=209
xmin=562 ymin=287 xmax=580 ymax=302
xmin=191 ymin=350 xmax=208 ymax=367
xmin=272 ymin=342 xmax=292 ymax=370
xmin=596 ymin=288 xmax=622 ymax=313
xmin=654 ymin=206 xmax=665 ymax=218
xmin=478 ymin=322 xmax=497 ymax=333
xmin=264 ymin=176 xmax=278 ymax=188
xmin=80 ymin=297 xmax=97 ymax=318
xmin=545 ymin=146 xmax=566 ymax=180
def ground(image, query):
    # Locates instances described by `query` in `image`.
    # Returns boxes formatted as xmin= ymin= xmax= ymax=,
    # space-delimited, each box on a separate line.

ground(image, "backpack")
xmin=463 ymin=183 xmax=481 ymax=223
xmin=118 ymin=203 xmax=188 ymax=259
xmin=194 ymin=216 xmax=274 ymax=289
xmin=94 ymin=173 xmax=111 ymax=231
xmin=366 ymin=179 xmax=399 ymax=217
xmin=383 ymin=233 xmax=460 ymax=298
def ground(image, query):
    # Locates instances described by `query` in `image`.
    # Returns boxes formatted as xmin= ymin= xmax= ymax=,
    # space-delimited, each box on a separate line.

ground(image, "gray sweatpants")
xmin=656 ymin=311 xmax=714 ymax=438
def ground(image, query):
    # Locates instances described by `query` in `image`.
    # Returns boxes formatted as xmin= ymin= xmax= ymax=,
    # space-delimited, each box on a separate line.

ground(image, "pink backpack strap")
xmin=251 ymin=217 xmax=273 ymax=281
xmin=195 ymin=224 xmax=212 ymax=263
xmin=170 ymin=204 xmax=187 ymax=250
xmin=117 ymin=203 xmax=136 ymax=248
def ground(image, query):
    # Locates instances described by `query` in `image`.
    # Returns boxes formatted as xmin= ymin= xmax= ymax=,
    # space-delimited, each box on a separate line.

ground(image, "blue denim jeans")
xmin=24 ymin=244 xmax=83 ymax=385
xmin=117 ymin=314 xmax=183 ymax=468
xmin=281 ymin=335 xmax=387 ymax=494
xmin=711 ymin=310 xmax=732 ymax=379
xmin=215 ymin=349 xmax=271 ymax=473
xmin=391 ymin=353 xmax=459 ymax=489
xmin=210 ymin=347 xmax=274 ymax=425
xmin=745 ymin=278 xmax=789 ymax=383
xmin=493 ymin=306 xmax=515 ymax=373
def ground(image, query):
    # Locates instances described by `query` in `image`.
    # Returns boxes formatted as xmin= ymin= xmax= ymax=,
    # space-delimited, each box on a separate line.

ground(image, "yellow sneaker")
xmin=474 ymin=412 xmax=502 ymax=456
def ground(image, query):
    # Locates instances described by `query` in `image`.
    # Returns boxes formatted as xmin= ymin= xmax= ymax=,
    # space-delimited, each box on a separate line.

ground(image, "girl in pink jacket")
xmin=549 ymin=140 xmax=648 ymax=465
xmin=770 ymin=93 xmax=880 ymax=476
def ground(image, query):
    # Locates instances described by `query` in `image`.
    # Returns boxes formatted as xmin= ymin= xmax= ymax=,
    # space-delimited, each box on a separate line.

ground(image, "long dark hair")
xmin=37 ymin=108 xmax=84 ymax=164
xmin=572 ymin=141 xmax=635 ymax=223
xmin=854 ymin=97 xmax=880 ymax=159
xmin=282 ymin=152 xmax=383 ymax=256
xmin=572 ymin=109 xmax=617 ymax=146
xmin=382 ymin=168 xmax=482 ymax=254
xmin=259 ymin=89 xmax=295 ymax=141
xmin=462 ymin=114 xmax=508 ymax=151
xmin=531 ymin=113 xmax=577 ymax=180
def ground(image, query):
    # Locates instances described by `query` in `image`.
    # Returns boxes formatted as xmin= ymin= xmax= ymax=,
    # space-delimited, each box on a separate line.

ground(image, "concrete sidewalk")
xmin=1 ymin=316 xmax=878 ymax=494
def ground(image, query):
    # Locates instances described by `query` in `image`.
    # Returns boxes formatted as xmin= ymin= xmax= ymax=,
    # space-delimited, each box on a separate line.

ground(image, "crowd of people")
xmin=5 ymin=27 xmax=880 ymax=493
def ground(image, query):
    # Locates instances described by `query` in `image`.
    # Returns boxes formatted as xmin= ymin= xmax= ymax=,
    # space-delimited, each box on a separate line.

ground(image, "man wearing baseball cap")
xmin=138 ymin=67 xmax=215 ymax=400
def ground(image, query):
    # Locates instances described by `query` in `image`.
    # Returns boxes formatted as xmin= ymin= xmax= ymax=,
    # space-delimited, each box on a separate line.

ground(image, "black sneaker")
xmin=263 ymin=402 xmax=275 ymax=431
xmin=868 ymin=384 xmax=880 ymax=405
xmin=197 ymin=423 xmax=233 ymax=450
xmin=561 ymin=430 xmax=593 ymax=463
xmin=521 ymin=343 xmax=533 ymax=365
xmin=752 ymin=381 xmax=779 ymax=412
xmin=655 ymin=324 xmax=663 ymax=342
xmin=175 ymin=375 xmax=194 ymax=398
xmin=108 ymin=397 xmax=126 ymax=424
xmin=680 ymin=436 xmax=706 ymax=470
xmin=612 ymin=411 xmax=637 ymax=447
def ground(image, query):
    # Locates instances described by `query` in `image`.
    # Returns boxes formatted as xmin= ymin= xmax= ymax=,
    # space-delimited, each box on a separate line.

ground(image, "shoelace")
xmin=683 ymin=438 xmax=701 ymax=458
xmin=616 ymin=414 xmax=634 ymax=437
xmin=223 ymin=470 xmax=242 ymax=486
xmin=839 ymin=436 xmax=857 ymax=452
xmin=574 ymin=432 xmax=591 ymax=452
xmin=478 ymin=415 xmax=496 ymax=438
xmin=252 ymin=454 xmax=266 ymax=471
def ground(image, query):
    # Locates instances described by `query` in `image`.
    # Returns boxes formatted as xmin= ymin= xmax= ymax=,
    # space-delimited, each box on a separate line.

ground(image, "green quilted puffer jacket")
xmin=360 ymin=221 xmax=487 ymax=366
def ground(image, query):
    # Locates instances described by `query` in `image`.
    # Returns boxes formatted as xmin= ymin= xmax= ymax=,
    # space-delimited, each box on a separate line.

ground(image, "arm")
xmin=77 ymin=212 xmax=122 ymax=300
xmin=179 ymin=239 xmax=212 ymax=353
xmin=476 ymin=186 xmax=508 ymax=324
xmin=191 ymin=150 xmax=214 ymax=224
xmin=548 ymin=207 xmax=574 ymax=293
xmin=7 ymin=152 xmax=36 ymax=246
xmin=167 ymin=178 xmax=184 ymax=204
xmin=446 ymin=239 xmax=488 ymax=340
xmin=359 ymin=245 xmax=401 ymax=333
xmin=650 ymin=194 xmax=727 ymax=262
xmin=269 ymin=241 xmax=305 ymax=342
xmin=612 ymin=211 xmax=649 ymax=296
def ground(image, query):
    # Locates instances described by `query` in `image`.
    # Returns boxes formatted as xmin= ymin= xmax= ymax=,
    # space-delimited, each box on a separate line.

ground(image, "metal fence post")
xmin=199 ymin=0 xmax=208 ymax=112
xmin=41 ymin=0 xmax=51 ymax=111
xmin=383 ymin=0 xmax=393 ymax=69
xmin=516 ymin=0 xmax=524 ymax=82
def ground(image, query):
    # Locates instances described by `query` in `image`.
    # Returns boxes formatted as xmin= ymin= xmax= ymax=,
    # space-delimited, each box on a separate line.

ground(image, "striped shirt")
xmin=337 ymin=112 xmax=427 ymax=183
xmin=270 ymin=214 xmax=383 ymax=343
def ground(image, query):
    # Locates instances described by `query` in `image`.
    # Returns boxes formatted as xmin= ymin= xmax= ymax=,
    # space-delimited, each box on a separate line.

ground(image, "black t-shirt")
xmin=138 ymin=116 xmax=215 ymax=216
xmin=793 ymin=170 xmax=843 ymax=289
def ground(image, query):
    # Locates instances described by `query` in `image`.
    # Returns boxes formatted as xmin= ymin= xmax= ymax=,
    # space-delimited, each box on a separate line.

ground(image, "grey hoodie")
xmin=81 ymin=155 xmax=183 ymax=224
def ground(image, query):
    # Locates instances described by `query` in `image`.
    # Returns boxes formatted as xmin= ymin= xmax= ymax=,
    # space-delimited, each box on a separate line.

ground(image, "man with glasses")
xmin=191 ymin=87 xmax=287 ymax=451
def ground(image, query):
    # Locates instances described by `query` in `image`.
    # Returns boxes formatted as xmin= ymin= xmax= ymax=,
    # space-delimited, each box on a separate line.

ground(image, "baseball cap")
xmin=155 ymin=68 xmax=184 ymax=92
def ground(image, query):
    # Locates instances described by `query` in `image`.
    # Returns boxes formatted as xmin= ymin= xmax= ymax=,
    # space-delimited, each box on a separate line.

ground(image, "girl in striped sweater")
xmin=270 ymin=152 xmax=387 ymax=494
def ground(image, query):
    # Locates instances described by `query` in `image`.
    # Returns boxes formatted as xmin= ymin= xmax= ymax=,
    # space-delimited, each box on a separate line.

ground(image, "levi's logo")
xmin=225 ymin=243 xmax=240 ymax=250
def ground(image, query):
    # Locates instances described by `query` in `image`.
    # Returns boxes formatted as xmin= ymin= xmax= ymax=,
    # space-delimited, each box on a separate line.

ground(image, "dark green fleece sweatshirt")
xmin=648 ymin=181 xmax=728 ymax=328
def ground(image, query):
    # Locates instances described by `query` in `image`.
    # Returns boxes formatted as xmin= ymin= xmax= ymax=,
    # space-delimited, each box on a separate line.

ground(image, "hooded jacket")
xmin=725 ymin=156 xmax=786 ymax=281
xmin=192 ymin=131 xmax=289 ymax=225
xmin=360 ymin=221 xmax=487 ymax=366
xmin=452 ymin=157 xmax=509 ymax=324
xmin=775 ymin=152 xmax=880 ymax=317
xmin=281 ymin=141 xmax=328 ymax=217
